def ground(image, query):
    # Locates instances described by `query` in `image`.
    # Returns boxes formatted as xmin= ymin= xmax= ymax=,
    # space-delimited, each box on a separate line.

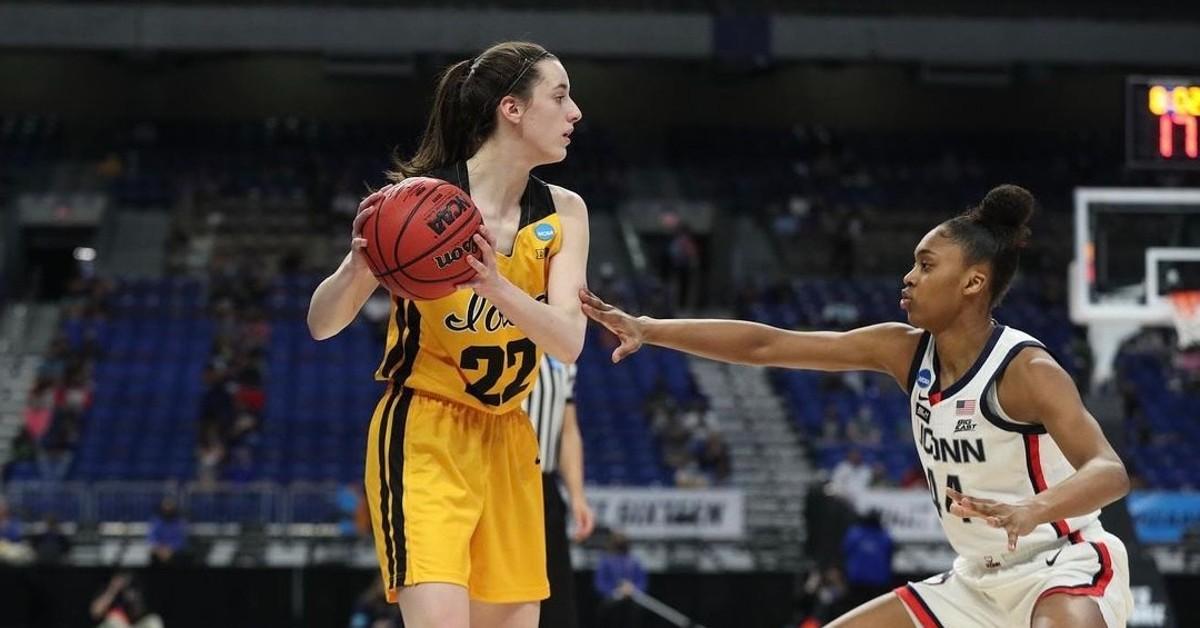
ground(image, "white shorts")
xmin=895 ymin=524 xmax=1133 ymax=628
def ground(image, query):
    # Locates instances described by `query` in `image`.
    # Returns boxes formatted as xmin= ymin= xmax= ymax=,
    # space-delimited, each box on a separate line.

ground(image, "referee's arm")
xmin=559 ymin=399 xmax=594 ymax=540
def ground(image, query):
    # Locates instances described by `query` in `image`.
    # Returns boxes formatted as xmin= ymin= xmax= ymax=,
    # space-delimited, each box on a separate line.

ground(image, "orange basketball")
xmin=360 ymin=177 xmax=482 ymax=300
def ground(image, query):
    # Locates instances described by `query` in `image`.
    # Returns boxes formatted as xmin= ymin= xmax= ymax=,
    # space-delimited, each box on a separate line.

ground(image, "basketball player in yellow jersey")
xmin=307 ymin=41 xmax=589 ymax=628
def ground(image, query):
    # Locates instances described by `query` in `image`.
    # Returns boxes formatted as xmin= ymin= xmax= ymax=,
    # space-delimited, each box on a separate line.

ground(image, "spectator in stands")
xmin=37 ymin=412 xmax=77 ymax=482
xmin=594 ymin=261 xmax=634 ymax=311
xmin=818 ymin=404 xmax=842 ymax=445
xmin=197 ymin=366 xmax=233 ymax=481
xmin=30 ymin=514 xmax=71 ymax=565
xmin=695 ymin=431 xmax=732 ymax=486
xmin=798 ymin=565 xmax=851 ymax=625
xmin=645 ymin=382 xmax=677 ymax=429
xmin=827 ymin=448 xmax=872 ymax=500
xmin=239 ymin=306 xmax=271 ymax=352
xmin=665 ymin=223 xmax=702 ymax=312
xmin=196 ymin=428 xmax=225 ymax=487
xmin=829 ymin=210 xmax=863 ymax=278
xmin=0 ymin=500 xmax=20 ymax=543
xmin=23 ymin=377 xmax=54 ymax=444
xmin=0 ymin=499 xmax=33 ymax=565
xmin=845 ymin=407 xmax=881 ymax=447
xmin=38 ymin=336 xmax=69 ymax=381
xmin=89 ymin=571 xmax=164 ymax=628
xmin=223 ymin=446 xmax=255 ymax=484
xmin=148 ymin=497 xmax=188 ymax=566
xmin=229 ymin=365 xmax=265 ymax=448
xmin=57 ymin=365 xmax=92 ymax=428
xmin=336 ymin=483 xmax=367 ymax=539
xmin=679 ymin=398 xmax=716 ymax=433
xmin=199 ymin=365 xmax=234 ymax=437
xmin=672 ymin=459 xmax=708 ymax=488
xmin=594 ymin=532 xmax=647 ymax=628
xmin=841 ymin=510 xmax=894 ymax=609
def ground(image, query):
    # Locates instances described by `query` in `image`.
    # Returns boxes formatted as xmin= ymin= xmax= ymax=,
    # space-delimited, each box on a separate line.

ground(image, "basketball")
xmin=360 ymin=177 xmax=483 ymax=300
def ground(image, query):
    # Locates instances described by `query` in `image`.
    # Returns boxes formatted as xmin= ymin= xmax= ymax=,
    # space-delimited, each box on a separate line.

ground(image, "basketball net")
xmin=1171 ymin=291 xmax=1200 ymax=378
xmin=1169 ymin=290 xmax=1200 ymax=351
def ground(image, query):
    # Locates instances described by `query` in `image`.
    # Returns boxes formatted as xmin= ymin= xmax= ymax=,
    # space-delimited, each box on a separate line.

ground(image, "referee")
xmin=523 ymin=355 xmax=595 ymax=628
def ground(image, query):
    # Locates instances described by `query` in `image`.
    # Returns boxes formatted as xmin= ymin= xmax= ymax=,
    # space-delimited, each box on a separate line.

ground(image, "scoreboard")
xmin=1127 ymin=76 xmax=1200 ymax=169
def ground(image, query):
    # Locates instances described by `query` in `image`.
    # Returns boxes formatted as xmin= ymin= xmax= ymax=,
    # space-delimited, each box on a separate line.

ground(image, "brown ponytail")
xmin=388 ymin=41 xmax=555 ymax=180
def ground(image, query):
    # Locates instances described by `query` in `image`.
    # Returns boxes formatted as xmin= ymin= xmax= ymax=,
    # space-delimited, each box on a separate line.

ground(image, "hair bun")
xmin=972 ymin=184 xmax=1034 ymax=248
xmin=977 ymin=184 xmax=1034 ymax=229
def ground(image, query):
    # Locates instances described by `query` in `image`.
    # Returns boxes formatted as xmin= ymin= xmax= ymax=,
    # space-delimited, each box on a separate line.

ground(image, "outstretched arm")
xmin=580 ymin=289 xmax=920 ymax=382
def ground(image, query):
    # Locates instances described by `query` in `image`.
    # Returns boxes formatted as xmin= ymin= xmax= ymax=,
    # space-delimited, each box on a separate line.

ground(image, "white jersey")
xmin=907 ymin=325 xmax=1101 ymax=566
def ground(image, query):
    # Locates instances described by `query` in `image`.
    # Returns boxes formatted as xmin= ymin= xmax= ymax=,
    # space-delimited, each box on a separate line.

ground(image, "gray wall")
xmin=0 ymin=52 xmax=1130 ymax=133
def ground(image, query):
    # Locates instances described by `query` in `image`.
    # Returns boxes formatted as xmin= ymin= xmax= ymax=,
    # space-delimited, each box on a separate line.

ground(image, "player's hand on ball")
xmin=579 ymin=289 xmax=644 ymax=363
xmin=946 ymin=487 xmax=1038 ymax=552
xmin=350 ymin=185 xmax=392 ymax=272
xmin=456 ymin=223 xmax=505 ymax=299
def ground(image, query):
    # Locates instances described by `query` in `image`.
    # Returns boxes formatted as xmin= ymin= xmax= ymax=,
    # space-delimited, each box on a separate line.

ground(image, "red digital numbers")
xmin=1159 ymin=113 xmax=1199 ymax=159
xmin=1149 ymin=84 xmax=1200 ymax=160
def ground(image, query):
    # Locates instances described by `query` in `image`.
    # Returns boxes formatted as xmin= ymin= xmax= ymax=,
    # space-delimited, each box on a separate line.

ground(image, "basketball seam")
xmin=395 ymin=180 xmax=448 ymax=271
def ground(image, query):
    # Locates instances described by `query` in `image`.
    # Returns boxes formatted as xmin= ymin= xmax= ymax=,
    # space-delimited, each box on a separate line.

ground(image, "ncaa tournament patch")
xmin=534 ymin=223 xmax=556 ymax=241
xmin=917 ymin=368 xmax=932 ymax=389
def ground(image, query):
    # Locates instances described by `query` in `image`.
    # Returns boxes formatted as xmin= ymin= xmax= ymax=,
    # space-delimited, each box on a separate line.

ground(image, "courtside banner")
xmin=855 ymin=489 xmax=944 ymax=542
xmin=587 ymin=488 xmax=745 ymax=540
xmin=1127 ymin=491 xmax=1200 ymax=544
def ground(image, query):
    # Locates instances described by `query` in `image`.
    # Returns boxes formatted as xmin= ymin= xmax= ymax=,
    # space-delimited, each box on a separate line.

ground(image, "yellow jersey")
xmin=374 ymin=163 xmax=564 ymax=415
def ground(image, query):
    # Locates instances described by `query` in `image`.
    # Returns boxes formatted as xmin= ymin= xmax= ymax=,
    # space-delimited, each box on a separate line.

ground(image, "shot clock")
xmin=1127 ymin=76 xmax=1200 ymax=169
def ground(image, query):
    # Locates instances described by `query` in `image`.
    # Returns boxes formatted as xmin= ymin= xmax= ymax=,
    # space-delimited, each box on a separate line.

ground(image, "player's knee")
xmin=398 ymin=606 xmax=470 ymax=628
xmin=1031 ymin=594 xmax=1106 ymax=628
xmin=397 ymin=588 xmax=470 ymax=628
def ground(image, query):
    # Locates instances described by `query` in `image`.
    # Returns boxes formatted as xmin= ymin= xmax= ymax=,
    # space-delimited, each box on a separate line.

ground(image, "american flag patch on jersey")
xmin=956 ymin=399 xmax=976 ymax=415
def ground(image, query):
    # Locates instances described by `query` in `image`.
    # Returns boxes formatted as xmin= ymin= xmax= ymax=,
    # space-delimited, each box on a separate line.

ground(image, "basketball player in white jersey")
xmin=579 ymin=184 xmax=1133 ymax=627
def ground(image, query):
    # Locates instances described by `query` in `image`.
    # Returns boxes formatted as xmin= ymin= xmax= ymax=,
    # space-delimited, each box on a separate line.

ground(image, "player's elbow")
xmin=745 ymin=344 xmax=771 ymax=366
xmin=307 ymin=313 xmax=337 ymax=341
xmin=548 ymin=336 xmax=584 ymax=364
xmin=745 ymin=333 xmax=780 ymax=366
xmin=1110 ymin=457 xmax=1131 ymax=499
xmin=547 ymin=314 xmax=586 ymax=363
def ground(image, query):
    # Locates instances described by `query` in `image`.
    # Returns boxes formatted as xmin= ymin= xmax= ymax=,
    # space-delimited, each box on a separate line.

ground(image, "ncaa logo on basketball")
xmin=917 ymin=368 xmax=933 ymax=389
xmin=534 ymin=223 xmax=555 ymax=241
xmin=426 ymin=197 xmax=470 ymax=236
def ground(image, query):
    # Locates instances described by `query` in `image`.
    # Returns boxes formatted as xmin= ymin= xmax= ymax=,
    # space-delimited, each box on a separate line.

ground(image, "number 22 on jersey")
xmin=460 ymin=339 xmax=537 ymax=406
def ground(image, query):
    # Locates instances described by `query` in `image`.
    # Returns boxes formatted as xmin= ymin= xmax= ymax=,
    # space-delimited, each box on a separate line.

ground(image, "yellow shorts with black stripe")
xmin=364 ymin=385 xmax=549 ymax=604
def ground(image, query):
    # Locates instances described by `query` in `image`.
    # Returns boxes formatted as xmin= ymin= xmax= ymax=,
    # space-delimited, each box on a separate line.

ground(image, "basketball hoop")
xmin=1170 ymin=291 xmax=1200 ymax=382
xmin=1169 ymin=290 xmax=1200 ymax=349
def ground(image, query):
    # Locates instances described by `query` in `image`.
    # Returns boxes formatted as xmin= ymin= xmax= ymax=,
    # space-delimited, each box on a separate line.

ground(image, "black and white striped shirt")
xmin=522 ymin=356 xmax=576 ymax=474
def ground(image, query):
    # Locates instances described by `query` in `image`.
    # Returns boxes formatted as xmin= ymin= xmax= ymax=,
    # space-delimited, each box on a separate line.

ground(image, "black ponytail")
xmin=388 ymin=41 xmax=555 ymax=181
xmin=942 ymin=184 xmax=1036 ymax=308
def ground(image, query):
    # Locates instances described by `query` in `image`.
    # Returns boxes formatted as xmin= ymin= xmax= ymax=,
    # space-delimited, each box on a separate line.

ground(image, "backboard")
xmin=1070 ymin=188 xmax=1200 ymax=386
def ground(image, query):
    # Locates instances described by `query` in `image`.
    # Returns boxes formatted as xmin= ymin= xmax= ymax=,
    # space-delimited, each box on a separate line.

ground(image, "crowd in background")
xmin=7 ymin=277 xmax=108 ymax=483
xmin=196 ymin=253 xmax=271 ymax=486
